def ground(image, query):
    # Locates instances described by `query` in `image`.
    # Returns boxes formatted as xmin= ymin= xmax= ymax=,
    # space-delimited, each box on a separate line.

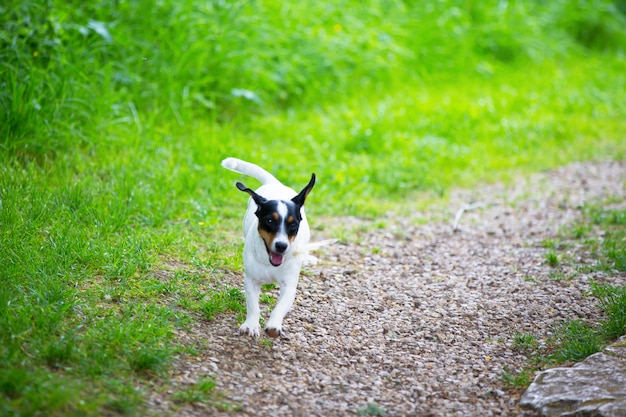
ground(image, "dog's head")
xmin=236 ymin=174 xmax=315 ymax=267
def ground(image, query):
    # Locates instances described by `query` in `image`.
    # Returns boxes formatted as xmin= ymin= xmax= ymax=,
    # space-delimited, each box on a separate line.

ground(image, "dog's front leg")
xmin=265 ymin=280 xmax=298 ymax=338
xmin=239 ymin=276 xmax=261 ymax=337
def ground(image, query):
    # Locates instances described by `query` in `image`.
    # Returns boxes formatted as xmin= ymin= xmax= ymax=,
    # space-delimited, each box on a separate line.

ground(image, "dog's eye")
xmin=262 ymin=216 xmax=277 ymax=229
xmin=287 ymin=222 xmax=298 ymax=233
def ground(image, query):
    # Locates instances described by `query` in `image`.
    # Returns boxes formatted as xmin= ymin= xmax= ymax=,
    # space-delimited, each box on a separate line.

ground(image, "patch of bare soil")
xmin=150 ymin=160 xmax=626 ymax=417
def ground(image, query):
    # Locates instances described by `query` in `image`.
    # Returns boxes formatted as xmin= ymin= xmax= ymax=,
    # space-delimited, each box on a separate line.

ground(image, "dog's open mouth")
xmin=269 ymin=252 xmax=284 ymax=267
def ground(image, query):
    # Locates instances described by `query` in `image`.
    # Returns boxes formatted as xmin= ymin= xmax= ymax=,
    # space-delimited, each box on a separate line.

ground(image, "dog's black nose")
xmin=274 ymin=242 xmax=288 ymax=253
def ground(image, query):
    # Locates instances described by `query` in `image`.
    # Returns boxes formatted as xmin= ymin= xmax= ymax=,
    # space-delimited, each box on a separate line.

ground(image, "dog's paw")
xmin=265 ymin=326 xmax=282 ymax=338
xmin=239 ymin=322 xmax=261 ymax=337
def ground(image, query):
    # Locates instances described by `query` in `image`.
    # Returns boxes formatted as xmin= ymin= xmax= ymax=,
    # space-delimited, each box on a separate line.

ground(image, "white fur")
xmin=222 ymin=157 xmax=312 ymax=338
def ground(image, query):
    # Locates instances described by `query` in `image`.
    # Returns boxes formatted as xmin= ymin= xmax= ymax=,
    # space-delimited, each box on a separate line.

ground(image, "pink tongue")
xmin=270 ymin=252 xmax=284 ymax=266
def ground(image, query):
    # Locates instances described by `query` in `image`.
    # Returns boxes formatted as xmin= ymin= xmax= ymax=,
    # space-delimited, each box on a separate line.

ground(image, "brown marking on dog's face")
xmin=286 ymin=215 xmax=298 ymax=242
xmin=257 ymin=225 xmax=277 ymax=253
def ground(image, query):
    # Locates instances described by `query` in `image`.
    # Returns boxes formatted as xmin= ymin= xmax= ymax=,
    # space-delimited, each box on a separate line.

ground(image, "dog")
xmin=221 ymin=157 xmax=316 ymax=338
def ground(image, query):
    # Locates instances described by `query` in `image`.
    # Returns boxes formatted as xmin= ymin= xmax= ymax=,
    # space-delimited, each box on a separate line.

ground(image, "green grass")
xmin=358 ymin=402 xmax=387 ymax=417
xmin=587 ymin=207 xmax=626 ymax=271
xmin=173 ymin=376 xmax=217 ymax=404
xmin=592 ymin=282 xmax=626 ymax=340
xmin=513 ymin=332 xmax=540 ymax=355
xmin=2 ymin=0 xmax=626 ymax=415
xmin=544 ymin=252 xmax=560 ymax=267
xmin=172 ymin=375 xmax=240 ymax=411
xmin=502 ymin=367 xmax=535 ymax=389
xmin=201 ymin=287 xmax=246 ymax=321
xmin=550 ymin=318 xmax=606 ymax=362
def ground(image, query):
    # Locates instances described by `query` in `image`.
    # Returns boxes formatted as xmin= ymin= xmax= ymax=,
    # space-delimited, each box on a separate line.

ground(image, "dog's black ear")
xmin=236 ymin=182 xmax=267 ymax=206
xmin=291 ymin=173 xmax=316 ymax=207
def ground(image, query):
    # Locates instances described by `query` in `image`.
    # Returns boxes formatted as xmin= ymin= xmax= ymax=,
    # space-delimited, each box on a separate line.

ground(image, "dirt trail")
xmin=151 ymin=160 xmax=626 ymax=417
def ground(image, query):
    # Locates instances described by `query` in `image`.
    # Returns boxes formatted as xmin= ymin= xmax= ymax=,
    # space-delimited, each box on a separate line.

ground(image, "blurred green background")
xmin=1 ymin=0 xmax=625 ymax=415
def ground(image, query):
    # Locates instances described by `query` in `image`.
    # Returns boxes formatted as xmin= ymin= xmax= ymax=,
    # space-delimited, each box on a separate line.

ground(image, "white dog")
xmin=221 ymin=157 xmax=316 ymax=338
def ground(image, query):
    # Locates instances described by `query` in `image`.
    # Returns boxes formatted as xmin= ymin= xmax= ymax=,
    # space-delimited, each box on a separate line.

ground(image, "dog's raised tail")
xmin=294 ymin=239 xmax=338 ymax=266
xmin=221 ymin=157 xmax=280 ymax=185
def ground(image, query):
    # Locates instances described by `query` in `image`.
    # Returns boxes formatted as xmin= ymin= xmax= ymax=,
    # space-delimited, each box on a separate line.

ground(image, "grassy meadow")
xmin=1 ymin=0 xmax=626 ymax=414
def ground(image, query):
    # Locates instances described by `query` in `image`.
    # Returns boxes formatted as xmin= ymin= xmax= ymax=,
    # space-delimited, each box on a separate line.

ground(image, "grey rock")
xmin=520 ymin=336 xmax=626 ymax=417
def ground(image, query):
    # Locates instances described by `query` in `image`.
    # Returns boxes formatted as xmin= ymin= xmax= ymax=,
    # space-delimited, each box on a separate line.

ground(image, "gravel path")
xmin=152 ymin=160 xmax=626 ymax=417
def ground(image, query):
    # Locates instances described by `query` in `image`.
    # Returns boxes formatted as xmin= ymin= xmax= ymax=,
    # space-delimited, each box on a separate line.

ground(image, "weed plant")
xmin=2 ymin=0 xmax=626 ymax=414
xmin=544 ymin=252 xmax=560 ymax=267
xmin=588 ymin=207 xmax=626 ymax=272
